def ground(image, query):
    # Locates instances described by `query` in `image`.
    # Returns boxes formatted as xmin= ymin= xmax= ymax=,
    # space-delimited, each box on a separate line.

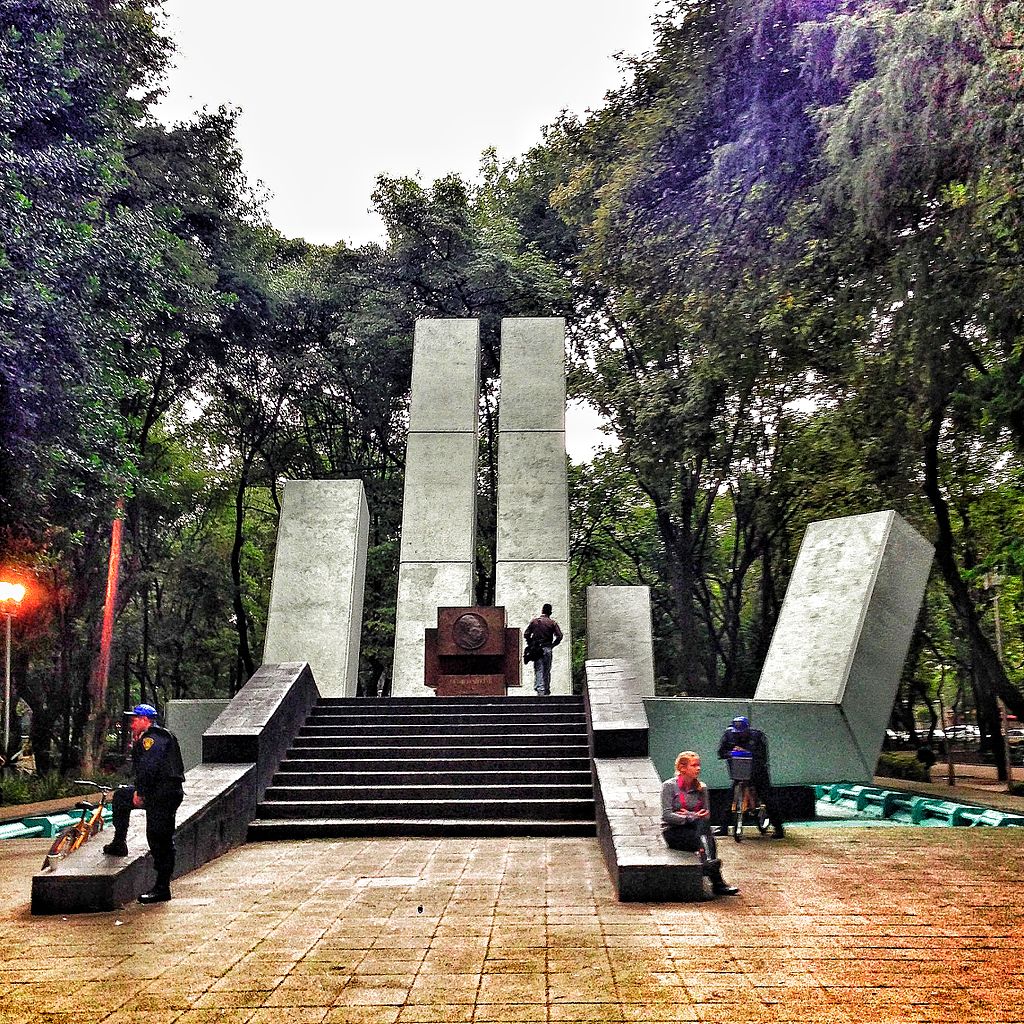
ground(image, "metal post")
xmin=3 ymin=611 xmax=10 ymax=758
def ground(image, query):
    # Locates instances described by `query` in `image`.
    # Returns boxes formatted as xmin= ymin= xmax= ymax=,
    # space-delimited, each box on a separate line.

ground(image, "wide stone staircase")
xmin=247 ymin=695 xmax=596 ymax=838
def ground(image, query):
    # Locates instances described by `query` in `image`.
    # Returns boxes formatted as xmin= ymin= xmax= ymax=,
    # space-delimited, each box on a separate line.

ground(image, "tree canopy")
xmin=1 ymin=0 xmax=1022 ymax=776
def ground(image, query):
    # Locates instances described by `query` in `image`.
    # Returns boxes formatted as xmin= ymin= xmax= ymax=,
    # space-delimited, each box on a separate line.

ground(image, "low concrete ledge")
xmin=31 ymin=763 xmax=255 ymax=914
xmin=584 ymin=661 xmax=705 ymax=901
xmin=594 ymin=758 xmax=705 ymax=902
xmin=203 ymin=662 xmax=319 ymax=798
xmin=31 ymin=661 xmax=321 ymax=914
xmin=584 ymin=659 xmax=649 ymax=758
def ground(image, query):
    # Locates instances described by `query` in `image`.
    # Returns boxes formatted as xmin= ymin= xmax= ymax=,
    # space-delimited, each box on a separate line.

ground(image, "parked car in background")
xmin=945 ymin=725 xmax=981 ymax=742
xmin=1007 ymin=728 xmax=1024 ymax=746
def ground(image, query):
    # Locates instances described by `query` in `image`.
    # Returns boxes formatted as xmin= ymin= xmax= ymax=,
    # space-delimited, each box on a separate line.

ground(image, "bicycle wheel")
xmin=41 ymin=826 xmax=82 ymax=871
xmin=756 ymin=803 xmax=771 ymax=834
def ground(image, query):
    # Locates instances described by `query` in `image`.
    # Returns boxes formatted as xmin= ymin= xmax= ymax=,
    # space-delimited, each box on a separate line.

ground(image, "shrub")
xmin=0 ymin=775 xmax=32 ymax=805
xmin=876 ymin=751 xmax=930 ymax=781
xmin=0 ymin=772 xmax=75 ymax=806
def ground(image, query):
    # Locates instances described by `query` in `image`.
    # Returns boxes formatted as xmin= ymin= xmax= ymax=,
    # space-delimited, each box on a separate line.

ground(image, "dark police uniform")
xmin=109 ymin=723 xmax=185 ymax=893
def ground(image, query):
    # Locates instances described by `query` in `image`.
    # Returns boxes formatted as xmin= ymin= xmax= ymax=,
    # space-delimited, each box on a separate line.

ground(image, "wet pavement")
xmin=1 ymin=827 xmax=1022 ymax=1023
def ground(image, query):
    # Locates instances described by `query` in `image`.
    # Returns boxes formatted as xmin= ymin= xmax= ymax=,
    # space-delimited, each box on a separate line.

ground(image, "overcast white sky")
xmin=154 ymin=1 xmax=659 ymax=247
xmin=154 ymin=1 xmax=651 ymax=458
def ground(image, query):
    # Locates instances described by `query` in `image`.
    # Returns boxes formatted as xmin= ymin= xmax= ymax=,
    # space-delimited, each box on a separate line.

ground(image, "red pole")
xmin=91 ymin=501 xmax=124 ymax=713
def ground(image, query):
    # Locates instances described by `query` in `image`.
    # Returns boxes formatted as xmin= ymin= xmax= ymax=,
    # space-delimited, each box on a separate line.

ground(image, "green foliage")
xmin=0 ymin=771 xmax=71 ymax=806
xmin=876 ymin=752 xmax=931 ymax=782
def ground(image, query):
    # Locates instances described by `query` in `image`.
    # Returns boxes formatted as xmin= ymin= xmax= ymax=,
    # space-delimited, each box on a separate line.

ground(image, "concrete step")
xmin=315 ymin=696 xmax=583 ymax=708
xmin=303 ymin=711 xmax=587 ymax=727
xmin=271 ymin=769 xmax=594 ymax=786
xmin=247 ymin=817 xmax=597 ymax=839
xmin=298 ymin=721 xmax=587 ymax=737
xmin=254 ymin=797 xmax=596 ymax=821
xmin=284 ymin=743 xmax=591 ymax=760
xmin=290 ymin=732 xmax=587 ymax=749
xmin=263 ymin=783 xmax=594 ymax=802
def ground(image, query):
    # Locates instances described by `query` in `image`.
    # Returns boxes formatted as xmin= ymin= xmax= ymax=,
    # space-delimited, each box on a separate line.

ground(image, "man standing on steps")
xmin=524 ymin=603 xmax=563 ymax=696
xmin=102 ymin=704 xmax=186 ymax=903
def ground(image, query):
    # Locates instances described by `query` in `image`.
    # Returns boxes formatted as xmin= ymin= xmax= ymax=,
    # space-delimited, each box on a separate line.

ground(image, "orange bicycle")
xmin=727 ymin=752 xmax=770 ymax=842
xmin=40 ymin=780 xmax=114 ymax=870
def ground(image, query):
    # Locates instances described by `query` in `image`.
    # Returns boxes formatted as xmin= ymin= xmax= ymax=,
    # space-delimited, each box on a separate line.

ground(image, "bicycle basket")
xmin=727 ymin=752 xmax=754 ymax=781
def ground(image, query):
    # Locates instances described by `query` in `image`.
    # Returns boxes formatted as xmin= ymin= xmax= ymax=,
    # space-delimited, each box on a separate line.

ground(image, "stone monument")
xmin=262 ymin=479 xmax=368 ymax=697
xmin=494 ymin=318 xmax=572 ymax=695
xmin=424 ymin=606 xmax=521 ymax=695
xmin=391 ymin=320 xmax=481 ymax=695
xmin=393 ymin=317 xmax=571 ymax=696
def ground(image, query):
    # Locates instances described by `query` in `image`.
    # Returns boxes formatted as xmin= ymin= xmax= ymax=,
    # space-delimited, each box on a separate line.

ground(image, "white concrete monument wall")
xmin=262 ymin=479 xmax=369 ymax=697
xmin=391 ymin=319 xmax=481 ymax=695
xmin=587 ymin=586 xmax=656 ymax=696
xmin=754 ymin=509 xmax=934 ymax=774
xmin=494 ymin=318 xmax=572 ymax=695
xmin=642 ymin=510 xmax=934 ymax=787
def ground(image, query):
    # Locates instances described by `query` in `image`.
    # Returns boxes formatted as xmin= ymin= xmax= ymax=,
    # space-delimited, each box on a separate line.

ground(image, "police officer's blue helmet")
xmin=124 ymin=703 xmax=158 ymax=720
xmin=731 ymin=715 xmax=750 ymax=732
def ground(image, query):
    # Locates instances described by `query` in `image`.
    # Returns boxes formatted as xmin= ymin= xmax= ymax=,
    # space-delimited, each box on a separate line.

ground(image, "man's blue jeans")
xmin=533 ymin=645 xmax=553 ymax=694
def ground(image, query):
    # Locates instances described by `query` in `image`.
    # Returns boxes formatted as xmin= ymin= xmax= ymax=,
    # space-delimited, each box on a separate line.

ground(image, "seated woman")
xmin=661 ymin=750 xmax=739 ymax=896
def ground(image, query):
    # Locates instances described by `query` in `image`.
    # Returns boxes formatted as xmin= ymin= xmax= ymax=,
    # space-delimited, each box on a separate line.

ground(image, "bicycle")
xmin=727 ymin=751 xmax=770 ymax=842
xmin=40 ymin=780 xmax=114 ymax=870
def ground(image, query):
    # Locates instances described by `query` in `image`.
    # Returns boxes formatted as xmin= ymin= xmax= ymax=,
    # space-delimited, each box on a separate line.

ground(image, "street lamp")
xmin=0 ymin=580 xmax=26 ymax=759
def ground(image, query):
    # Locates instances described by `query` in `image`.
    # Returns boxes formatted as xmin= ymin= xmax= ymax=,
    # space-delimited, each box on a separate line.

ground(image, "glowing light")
xmin=0 ymin=582 xmax=26 ymax=605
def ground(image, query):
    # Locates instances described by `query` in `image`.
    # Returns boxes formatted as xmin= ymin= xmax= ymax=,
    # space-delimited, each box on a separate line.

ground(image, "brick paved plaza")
xmin=1 ymin=828 xmax=1022 ymax=1023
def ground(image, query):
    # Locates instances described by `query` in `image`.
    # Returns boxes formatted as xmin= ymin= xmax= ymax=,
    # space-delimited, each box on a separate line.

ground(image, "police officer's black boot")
xmin=138 ymin=878 xmax=172 ymax=904
xmin=102 ymin=838 xmax=128 ymax=856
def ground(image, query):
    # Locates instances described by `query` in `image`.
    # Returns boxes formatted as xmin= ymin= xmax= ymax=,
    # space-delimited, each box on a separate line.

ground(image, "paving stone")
xmin=3 ymin=830 xmax=1024 ymax=1023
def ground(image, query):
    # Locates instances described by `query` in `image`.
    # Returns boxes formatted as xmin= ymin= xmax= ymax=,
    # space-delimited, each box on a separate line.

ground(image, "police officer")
xmin=717 ymin=715 xmax=785 ymax=838
xmin=102 ymin=704 xmax=185 ymax=903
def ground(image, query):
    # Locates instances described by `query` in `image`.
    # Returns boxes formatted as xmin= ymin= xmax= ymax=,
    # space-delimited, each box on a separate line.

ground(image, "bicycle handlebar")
xmin=72 ymin=779 xmax=113 ymax=793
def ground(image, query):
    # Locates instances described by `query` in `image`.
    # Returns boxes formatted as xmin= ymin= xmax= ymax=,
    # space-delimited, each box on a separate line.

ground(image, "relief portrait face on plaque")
xmin=453 ymin=612 xmax=489 ymax=651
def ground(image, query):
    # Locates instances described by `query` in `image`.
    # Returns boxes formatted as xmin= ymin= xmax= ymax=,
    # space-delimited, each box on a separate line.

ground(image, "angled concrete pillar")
xmin=494 ymin=318 xmax=572 ymax=694
xmin=640 ymin=510 xmax=933 ymax=787
xmin=391 ymin=319 xmax=480 ymax=695
xmin=587 ymin=586 xmax=656 ymax=696
xmin=753 ymin=509 xmax=934 ymax=776
xmin=262 ymin=479 xmax=368 ymax=697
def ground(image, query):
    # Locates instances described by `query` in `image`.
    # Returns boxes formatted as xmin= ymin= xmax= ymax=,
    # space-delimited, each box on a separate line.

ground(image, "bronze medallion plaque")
xmin=425 ymin=605 xmax=521 ymax=693
xmin=453 ymin=612 xmax=489 ymax=651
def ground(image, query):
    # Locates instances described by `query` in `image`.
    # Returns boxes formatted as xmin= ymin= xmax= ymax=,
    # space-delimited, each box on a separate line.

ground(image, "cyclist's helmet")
xmin=731 ymin=715 xmax=750 ymax=733
xmin=124 ymin=703 xmax=158 ymax=719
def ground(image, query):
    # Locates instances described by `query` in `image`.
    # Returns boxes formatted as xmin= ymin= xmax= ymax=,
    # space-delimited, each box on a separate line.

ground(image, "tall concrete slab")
xmin=262 ymin=480 xmax=368 ymax=697
xmin=637 ymin=510 xmax=933 ymax=788
xmin=494 ymin=318 xmax=572 ymax=694
xmin=495 ymin=432 xmax=569 ymax=562
xmin=755 ymin=510 xmax=933 ymax=771
xmin=392 ymin=319 xmax=480 ymax=695
xmin=587 ymin=586 xmax=656 ymax=697
xmin=399 ymin=433 xmax=478 ymax=562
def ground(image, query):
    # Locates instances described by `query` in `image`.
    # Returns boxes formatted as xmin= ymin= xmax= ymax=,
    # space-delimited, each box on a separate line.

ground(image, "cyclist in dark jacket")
xmin=103 ymin=704 xmax=185 ymax=903
xmin=717 ymin=716 xmax=785 ymax=838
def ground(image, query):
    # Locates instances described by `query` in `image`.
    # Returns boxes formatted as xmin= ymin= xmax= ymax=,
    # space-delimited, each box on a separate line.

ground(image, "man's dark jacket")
xmin=717 ymin=726 xmax=772 ymax=786
xmin=132 ymin=724 xmax=185 ymax=801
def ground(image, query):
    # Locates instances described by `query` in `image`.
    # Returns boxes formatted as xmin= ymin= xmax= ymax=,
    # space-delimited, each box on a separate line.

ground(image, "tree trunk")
xmin=80 ymin=509 xmax=124 ymax=777
xmin=922 ymin=403 xmax=1018 ymax=778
